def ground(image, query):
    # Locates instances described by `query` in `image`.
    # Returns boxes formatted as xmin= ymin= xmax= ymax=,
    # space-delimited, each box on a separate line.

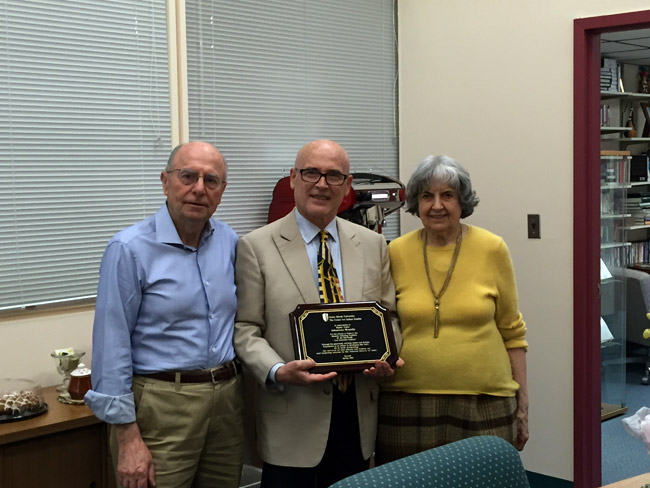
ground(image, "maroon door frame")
xmin=574 ymin=10 xmax=650 ymax=488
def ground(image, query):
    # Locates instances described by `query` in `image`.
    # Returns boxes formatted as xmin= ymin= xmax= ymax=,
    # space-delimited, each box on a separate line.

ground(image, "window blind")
xmin=184 ymin=0 xmax=399 ymax=238
xmin=0 ymin=0 xmax=171 ymax=312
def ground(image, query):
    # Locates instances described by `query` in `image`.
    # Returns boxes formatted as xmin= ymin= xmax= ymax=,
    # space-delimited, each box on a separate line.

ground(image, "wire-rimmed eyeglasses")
xmin=167 ymin=168 xmax=224 ymax=190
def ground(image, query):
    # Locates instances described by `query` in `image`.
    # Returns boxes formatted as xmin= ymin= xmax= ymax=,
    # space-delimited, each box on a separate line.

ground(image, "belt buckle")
xmin=210 ymin=366 xmax=222 ymax=384
xmin=210 ymin=362 xmax=232 ymax=383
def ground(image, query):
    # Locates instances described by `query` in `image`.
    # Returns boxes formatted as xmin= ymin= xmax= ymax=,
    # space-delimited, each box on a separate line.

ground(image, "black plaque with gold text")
xmin=289 ymin=301 xmax=397 ymax=373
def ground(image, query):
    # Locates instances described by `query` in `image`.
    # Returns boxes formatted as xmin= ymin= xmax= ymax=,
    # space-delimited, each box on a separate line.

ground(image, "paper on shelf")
xmin=601 ymin=317 xmax=614 ymax=343
xmin=600 ymin=259 xmax=613 ymax=280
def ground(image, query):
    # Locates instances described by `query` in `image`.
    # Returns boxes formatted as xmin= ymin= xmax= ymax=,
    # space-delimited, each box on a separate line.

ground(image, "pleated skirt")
xmin=375 ymin=391 xmax=517 ymax=465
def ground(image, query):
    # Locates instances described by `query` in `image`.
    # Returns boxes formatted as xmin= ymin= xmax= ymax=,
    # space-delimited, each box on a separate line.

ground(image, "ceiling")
xmin=602 ymin=28 xmax=650 ymax=66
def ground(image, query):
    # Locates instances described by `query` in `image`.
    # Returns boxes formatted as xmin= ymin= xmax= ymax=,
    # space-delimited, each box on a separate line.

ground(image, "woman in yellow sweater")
xmin=376 ymin=155 xmax=528 ymax=464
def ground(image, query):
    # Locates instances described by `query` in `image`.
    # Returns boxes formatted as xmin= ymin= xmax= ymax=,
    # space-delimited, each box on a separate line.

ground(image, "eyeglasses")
xmin=296 ymin=168 xmax=349 ymax=186
xmin=167 ymin=168 xmax=224 ymax=190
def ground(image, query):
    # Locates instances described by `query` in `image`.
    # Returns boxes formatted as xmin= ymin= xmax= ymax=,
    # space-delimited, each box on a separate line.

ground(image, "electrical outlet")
xmin=527 ymin=214 xmax=541 ymax=239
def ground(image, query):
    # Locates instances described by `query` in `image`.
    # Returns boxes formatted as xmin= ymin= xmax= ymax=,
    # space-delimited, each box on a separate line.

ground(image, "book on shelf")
xmin=630 ymin=155 xmax=650 ymax=182
xmin=627 ymin=192 xmax=650 ymax=199
xmin=601 ymin=104 xmax=610 ymax=127
xmin=628 ymin=242 xmax=650 ymax=264
xmin=626 ymin=213 xmax=650 ymax=225
xmin=601 ymin=58 xmax=620 ymax=93
xmin=600 ymin=150 xmax=631 ymax=156
xmin=625 ymin=208 xmax=650 ymax=216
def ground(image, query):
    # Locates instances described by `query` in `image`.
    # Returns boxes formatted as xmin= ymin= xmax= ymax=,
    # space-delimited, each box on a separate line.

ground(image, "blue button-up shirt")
xmin=85 ymin=204 xmax=238 ymax=424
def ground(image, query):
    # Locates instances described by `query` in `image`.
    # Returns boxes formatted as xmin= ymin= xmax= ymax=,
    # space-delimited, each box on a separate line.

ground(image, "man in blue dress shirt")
xmin=85 ymin=141 xmax=242 ymax=488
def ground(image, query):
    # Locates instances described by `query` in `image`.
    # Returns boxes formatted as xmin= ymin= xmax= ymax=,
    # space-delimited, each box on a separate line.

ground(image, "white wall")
xmin=0 ymin=308 xmax=93 ymax=389
xmin=398 ymin=0 xmax=650 ymax=481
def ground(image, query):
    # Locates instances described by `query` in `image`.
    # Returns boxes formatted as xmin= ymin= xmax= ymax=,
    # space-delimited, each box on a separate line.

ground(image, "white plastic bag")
xmin=622 ymin=406 xmax=650 ymax=453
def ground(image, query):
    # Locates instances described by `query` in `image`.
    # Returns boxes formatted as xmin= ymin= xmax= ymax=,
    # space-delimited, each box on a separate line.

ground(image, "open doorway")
xmin=574 ymin=10 xmax=650 ymax=488
xmin=599 ymin=27 xmax=650 ymax=485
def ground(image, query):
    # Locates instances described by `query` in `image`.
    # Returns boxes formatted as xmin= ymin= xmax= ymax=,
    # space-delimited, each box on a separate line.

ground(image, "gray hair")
xmin=165 ymin=143 xmax=186 ymax=171
xmin=405 ymin=155 xmax=479 ymax=218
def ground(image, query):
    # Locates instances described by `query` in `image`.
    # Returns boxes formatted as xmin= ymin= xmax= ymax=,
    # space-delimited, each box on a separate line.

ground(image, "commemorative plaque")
xmin=289 ymin=301 xmax=398 ymax=373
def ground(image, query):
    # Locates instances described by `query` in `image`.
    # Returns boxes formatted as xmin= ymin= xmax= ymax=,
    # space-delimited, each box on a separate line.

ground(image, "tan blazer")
xmin=234 ymin=211 xmax=401 ymax=467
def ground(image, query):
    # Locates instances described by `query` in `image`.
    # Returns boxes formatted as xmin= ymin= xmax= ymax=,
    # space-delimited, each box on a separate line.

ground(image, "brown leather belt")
xmin=141 ymin=360 xmax=241 ymax=384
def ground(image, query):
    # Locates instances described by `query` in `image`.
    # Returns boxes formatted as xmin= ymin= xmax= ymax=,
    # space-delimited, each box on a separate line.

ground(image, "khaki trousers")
xmin=111 ymin=374 xmax=244 ymax=488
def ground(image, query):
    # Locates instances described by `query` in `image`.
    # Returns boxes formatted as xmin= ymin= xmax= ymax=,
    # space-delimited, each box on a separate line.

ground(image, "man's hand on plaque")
xmin=363 ymin=357 xmax=405 ymax=380
xmin=276 ymin=359 xmax=337 ymax=386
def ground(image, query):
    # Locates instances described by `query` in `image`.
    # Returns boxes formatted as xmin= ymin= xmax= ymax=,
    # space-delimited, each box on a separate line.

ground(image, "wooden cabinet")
xmin=0 ymin=385 xmax=114 ymax=488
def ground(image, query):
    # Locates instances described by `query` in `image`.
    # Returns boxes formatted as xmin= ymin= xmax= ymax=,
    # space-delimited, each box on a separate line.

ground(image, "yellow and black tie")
xmin=317 ymin=230 xmax=352 ymax=392
xmin=318 ymin=230 xmax=344 ymax=303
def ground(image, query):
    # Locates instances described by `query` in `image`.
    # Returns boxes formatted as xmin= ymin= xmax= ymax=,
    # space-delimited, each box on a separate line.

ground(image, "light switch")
xmin=527 ymin=214 xmax=540 ymax=239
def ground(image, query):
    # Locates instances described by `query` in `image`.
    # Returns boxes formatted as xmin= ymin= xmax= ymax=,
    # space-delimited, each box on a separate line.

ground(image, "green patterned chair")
xmin=329 ymin=436 xmax=530 ymax=488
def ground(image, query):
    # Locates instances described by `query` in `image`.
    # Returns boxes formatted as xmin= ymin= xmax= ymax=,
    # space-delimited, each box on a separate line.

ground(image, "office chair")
xmin=330 ymin=435 xmax=530 ymax=488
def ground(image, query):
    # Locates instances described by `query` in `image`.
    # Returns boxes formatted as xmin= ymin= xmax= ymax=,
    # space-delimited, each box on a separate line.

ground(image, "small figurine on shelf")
xmin=640 ymin=66 xmax=650 ymax=94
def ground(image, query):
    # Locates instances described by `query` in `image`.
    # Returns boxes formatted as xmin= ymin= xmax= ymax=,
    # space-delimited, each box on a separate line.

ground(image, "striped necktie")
xmin=317 ymin=230 xmax=352 ymax=392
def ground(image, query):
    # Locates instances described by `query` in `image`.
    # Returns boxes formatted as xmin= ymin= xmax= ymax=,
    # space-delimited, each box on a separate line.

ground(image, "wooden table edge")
xmin=0 ymin=385 xmax=101 ymax=446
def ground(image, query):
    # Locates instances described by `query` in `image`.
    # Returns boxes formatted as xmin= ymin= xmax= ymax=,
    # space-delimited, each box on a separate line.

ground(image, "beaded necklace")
xmin=422 ymin=226 xmax=463 ymax=338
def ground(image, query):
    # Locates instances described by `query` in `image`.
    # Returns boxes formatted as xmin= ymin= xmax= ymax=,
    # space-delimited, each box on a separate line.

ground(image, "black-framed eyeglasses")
xmin=167 ymin=168 xmax=224 ymax=190
xmin=296 ymin=168 xmax=349 ymax=186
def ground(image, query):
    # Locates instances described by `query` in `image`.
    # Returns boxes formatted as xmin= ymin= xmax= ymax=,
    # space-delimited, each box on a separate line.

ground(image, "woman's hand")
xmin=507 ymin=347 xmax=529 ymax=450
xmin=515 ymin=390 xmax=529 ymax=451
xmin=363 ymin=357 xmax=404 ymax=379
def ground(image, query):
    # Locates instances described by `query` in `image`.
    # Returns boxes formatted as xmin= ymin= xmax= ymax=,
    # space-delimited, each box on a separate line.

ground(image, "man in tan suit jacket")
xmin=234 ymin=140 xmax=402 ymax=488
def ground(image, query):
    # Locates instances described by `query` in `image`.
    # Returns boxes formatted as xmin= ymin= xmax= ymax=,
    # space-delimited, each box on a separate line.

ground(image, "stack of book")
xmin=628 ymin=242 xmax=650 ymax=264
xmin=601 ymin=58 xmax=620 ymax=92
xmin=627 ymin=192 xmax=650 ymax=226
xmin=601 ymin=104 xmax=611 ymax=127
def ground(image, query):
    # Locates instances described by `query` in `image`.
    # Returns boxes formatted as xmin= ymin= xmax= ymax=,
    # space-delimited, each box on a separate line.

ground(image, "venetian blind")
xmin=0 ymin=0 xmax=171 ymax=312
xmin=184 ymin=0 xmax=399 ymax=238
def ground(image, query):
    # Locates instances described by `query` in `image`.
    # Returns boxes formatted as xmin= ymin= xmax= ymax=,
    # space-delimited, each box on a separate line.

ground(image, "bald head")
xmin=166 ymin=142 xmax=227 ymax=179
xmin=295 ymin=139 xmax=350 ymax=174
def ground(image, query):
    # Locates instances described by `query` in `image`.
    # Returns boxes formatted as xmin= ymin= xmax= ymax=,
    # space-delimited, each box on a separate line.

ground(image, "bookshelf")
xmin=601 ymin=92 xmax=650 ymax=147
xmin=600 ymin=152 xmax=629 ymax=266
xmin=601 ymin=89 xmax=650 ymax=265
